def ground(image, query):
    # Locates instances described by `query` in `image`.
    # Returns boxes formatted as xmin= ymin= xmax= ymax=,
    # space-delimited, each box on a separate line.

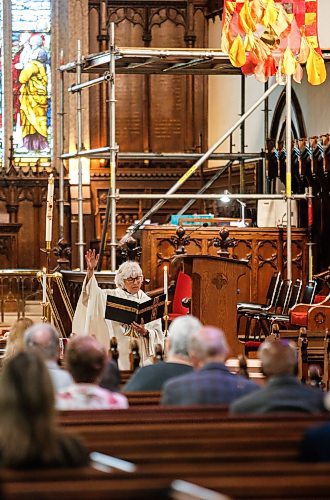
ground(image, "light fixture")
xmin=220 ymin=190 xmax=248 ymax=227
xmin=220 ymin=190 xmax=231 ymax=203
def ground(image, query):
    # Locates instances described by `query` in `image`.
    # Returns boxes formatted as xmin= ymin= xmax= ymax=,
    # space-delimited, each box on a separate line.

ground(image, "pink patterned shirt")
xmin=56 ymin=383 xmax=129 ymax=410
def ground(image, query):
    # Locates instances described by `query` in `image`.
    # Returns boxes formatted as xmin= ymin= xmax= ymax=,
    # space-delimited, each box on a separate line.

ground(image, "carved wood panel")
xmin=140 ymin=226 xmax=308 ymax=305
xmin=88 ymin=0 xmax=208 ymax=158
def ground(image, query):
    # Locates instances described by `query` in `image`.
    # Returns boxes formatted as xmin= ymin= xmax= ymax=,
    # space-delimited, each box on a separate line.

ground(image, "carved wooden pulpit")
xmin=181 ymin=255 xmax=250 ymax=356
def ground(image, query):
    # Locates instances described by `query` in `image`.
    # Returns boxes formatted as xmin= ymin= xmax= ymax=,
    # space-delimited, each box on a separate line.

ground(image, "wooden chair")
xmin=297 ymin=329 xmax=330 ymax=389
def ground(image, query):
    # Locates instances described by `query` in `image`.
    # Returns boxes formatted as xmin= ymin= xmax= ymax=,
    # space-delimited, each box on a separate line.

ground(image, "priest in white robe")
xmin=72 ymin=250 xmax=164 ymax=370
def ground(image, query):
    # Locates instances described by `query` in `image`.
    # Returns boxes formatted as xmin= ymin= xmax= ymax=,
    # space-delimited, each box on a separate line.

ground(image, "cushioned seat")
xmin=168 ymin=271 xmax=192 ymax=321
xmin=290 ymin=295 xmax=328 ymax=327
xmin=289 ymin=282 xmax=320 ymax=328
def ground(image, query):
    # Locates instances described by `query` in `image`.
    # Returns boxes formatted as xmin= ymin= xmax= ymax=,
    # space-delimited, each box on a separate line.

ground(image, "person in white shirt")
xmin=72 ymin=250 xmax=163 ymax=370
xmin=24 ymin=323 xmax=73 ymax=391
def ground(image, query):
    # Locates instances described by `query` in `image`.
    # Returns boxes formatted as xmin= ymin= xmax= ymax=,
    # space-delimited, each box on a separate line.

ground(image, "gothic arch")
xmin=270 ymin=87 xmax=307 ymax=142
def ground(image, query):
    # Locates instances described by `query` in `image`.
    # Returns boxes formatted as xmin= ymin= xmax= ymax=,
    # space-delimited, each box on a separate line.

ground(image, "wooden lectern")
xmin=181 ymin=255 xmax=250 ymax=356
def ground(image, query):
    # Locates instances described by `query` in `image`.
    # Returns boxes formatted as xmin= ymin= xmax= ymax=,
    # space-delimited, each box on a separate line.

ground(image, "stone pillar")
xmin=55 ymin=0 xmax=91 ymax=266
xmin=2 ymin=0 xmax=13 ymax=170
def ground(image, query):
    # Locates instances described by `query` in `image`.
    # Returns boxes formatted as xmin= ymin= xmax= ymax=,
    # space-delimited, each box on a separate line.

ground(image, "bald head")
xmin=189 ymin=326 xmax=229 ymax=367
xmin=258 ymin=339 xmax=297 ymax=377
xmin=24 ymin=323 xmax=60 ymax=360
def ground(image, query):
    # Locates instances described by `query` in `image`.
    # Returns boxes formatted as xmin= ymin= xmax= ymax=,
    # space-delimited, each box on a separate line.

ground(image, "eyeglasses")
xmin=125 ymin=276 xmax=143 ymax=283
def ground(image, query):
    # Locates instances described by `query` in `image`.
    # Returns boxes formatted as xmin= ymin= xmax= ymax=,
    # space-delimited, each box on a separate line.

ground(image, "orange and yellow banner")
xmin=221 ymin=0 xmax=326 ymax=85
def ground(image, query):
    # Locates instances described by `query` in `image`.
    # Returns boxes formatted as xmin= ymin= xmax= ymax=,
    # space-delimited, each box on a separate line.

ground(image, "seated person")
xmin=300 ymin=422 xmax=330 ymax=462
xmin=230 ymin=339 xmax=326 ymax=414
xmin=161 ymin=325 xmax=259 ymax=406
xmin=2 ymin=317 xmax=33 ymax=363
xmin=300 ymin=392 xmax=330 ymax=461
xmin=100 ymin=359 xmax=121 ymax=392
xmin=24 ymin=322 xmax=73 ymax=391
xmin=123 ymin=315 xmax=202 ymax=392
xmin=72 ymin=250 xmax=163 ymax=370
xmin=0 ymin=351 xmax=88 ymax=469
xmin=56 ymin=336 xmax=129 ymax=410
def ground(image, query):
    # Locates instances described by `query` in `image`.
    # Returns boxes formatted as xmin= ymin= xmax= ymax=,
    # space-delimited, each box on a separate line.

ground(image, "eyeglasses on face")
xmin=125 ymin=276 xmax=143 ymax=283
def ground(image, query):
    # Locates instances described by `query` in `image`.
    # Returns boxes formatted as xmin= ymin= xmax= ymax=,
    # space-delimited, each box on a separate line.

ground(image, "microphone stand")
xmin=236 ymin=199 xmax=247 ymax=227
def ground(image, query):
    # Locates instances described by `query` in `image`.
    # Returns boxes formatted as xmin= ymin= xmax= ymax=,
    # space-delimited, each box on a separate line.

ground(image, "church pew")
xmin=4 ymin=463 xmax=330 ymax=499
xmin=4 ymin=412 xmax=330 ymax=499
xmin=58 ymin=405 xmax=230 ymax=425
xmin=62 ymin=417 xmax=330 ymax=443
xmin=58 ymin=405 xmax=329 ymax=427
xmin=124 ymin=391 xmax=161 ymax=406
xmin=57 ymin=414 xmax=330 ymax=465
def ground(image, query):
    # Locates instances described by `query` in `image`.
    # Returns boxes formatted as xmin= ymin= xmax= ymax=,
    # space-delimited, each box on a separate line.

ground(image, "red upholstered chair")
xmin=168 ymin=271 xmax=192 ymax=322
xmin=290 ymin=292 xmax=330 ymax=330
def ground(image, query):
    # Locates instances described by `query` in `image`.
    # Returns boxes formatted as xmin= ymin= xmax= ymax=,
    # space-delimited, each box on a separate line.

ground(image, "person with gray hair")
xmin=123 ymin=315 xmax=202 ymax=392
xmin=24 ymin=323 xmax=73 ymax=391
xmin=161 ymin=326 xmax=259 ymax=406
xmin=72 ymin=249 xmax=163 ymax=370
xmin=230 ymin=339 xmax=326 ymax=414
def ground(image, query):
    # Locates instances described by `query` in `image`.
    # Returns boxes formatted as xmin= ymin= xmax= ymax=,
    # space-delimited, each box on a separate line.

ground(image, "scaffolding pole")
xmin=68 ymin=72 xmax=111 ymax=93
xmin=286 ymin=75 xmax=292 ymax=280
xmin=119 ymin=81 xmax=280 ymax=244
xmin=264 ymin=80 xmax=269 ymax=194
xmin=60 ymin=150 xmax=263 ymax=161
xmin=176 ymin=160 xmax=233 ymax=215
xmin=58 ymin=49 xmax=65 ymax=239
xmin=109 ymin=23 xmax=117 ymax=272
xmin=76 ymin=40 xmax=85 ymax=270
xmin=240 ymin=75 xmax=245 ymax=193
xmin=113 ymin=193 xmax=307 ymax=200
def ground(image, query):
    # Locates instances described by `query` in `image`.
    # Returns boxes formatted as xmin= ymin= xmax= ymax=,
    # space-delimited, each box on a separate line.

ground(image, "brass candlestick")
xmin=163 ymin=299 xmax=169 ymax=358
xmin=164 ymin=302 xmax=169 ymax=334
xmin=39 ymin=240 xmax=52 ymax=323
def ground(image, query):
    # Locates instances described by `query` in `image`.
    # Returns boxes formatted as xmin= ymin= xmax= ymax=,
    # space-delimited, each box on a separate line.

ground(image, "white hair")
xmin=24 ymin=323 xmax=60 ymax=360
xmin=115 ymin=261 xmax=143 ymax=289
xmin=168 ymin=315 xmax=202 ymax=359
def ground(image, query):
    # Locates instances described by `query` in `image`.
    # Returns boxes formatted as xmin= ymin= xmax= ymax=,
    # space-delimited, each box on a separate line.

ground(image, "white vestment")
xmin=72 ymin=275 xmax=163 ymax=370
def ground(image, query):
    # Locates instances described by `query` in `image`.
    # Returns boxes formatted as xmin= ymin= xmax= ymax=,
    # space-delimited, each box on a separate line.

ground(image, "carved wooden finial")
xmin=153 ymin=343 xmax=164 ymax=363
xmin=52 ymin=238 xmax=72 ymax=271
xmin=237 ymin=355 xmax=249 ymax=379
xmin=110 ymin=336 xmax=119 ymax=365
xmin=213 ymin=227 xmax=236 ymax=257
xmin=170 ymin=225 xmax=191 ymax=255
xmin=129 ymin=340 xmax=140 ymax=372
xmin=120 ymin=236 xmax=141 ymax=262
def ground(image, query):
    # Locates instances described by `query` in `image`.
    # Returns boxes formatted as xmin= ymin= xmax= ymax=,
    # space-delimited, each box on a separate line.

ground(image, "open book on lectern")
xmin=105 ymin=293 xmax=166 ymax=325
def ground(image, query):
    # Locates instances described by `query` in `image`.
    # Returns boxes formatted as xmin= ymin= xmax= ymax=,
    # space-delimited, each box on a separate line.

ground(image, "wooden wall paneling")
xmin=0 ymin=224 xmax=21 ymax=269
xmin=139 ymin=226 xmax=308 ymax=309
xmin=255 ymin=235 xmax=279 ymax=304
xmin=89 ymin=5 xmax=103 ymax=154
xmin=109 ymin=18 xmax=145 ymax=153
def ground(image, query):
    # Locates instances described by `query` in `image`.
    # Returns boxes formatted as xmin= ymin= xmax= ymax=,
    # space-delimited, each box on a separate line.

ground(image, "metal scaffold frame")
xmin=59 ymin=22 xmax=310 ymax=278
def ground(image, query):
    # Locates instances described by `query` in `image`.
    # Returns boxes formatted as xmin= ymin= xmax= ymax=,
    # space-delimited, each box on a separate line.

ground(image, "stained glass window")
xmin=11 ymin=0 xmax=51 ymax=159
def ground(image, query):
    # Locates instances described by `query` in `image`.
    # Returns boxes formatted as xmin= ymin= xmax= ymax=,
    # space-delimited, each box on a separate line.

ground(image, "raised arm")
xmin=85 ymin=249 xmax=100 ymax=284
